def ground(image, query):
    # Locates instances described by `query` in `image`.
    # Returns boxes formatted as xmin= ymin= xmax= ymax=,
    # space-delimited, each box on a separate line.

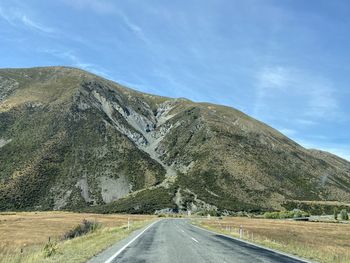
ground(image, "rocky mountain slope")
xmin=0 ymin=67 xmax=349 ymax=213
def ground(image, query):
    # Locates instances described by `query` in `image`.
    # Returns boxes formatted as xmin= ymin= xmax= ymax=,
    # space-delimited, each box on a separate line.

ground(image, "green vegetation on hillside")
xmin=1 ymin=67 xmax=350 ymax=213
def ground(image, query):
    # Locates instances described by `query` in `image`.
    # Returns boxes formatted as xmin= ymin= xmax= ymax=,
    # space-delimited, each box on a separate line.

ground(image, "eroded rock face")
xmin=76 ymin=176 xmax=95 ymax=203
xmin=100 ymin=175 xmax=132 ymax=203
xmin=0 ymin=77 xmax=18 ymax=102
xmin=79 ymin=81 xmax=180 ymax=181
xmin=0 ymin=138 xmax=12 ymax=148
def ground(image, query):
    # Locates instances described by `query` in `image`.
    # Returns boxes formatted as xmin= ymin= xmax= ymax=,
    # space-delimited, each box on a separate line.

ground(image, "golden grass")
xmin=1 ymin=220 xmax=151 ymax=263
xmin=0 ymin=211 xmax=154 ymax=257
xmin=195 ymin=217 xmax=350 ymax=263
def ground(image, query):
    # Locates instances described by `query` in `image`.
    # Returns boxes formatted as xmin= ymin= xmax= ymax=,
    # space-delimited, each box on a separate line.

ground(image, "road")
xmin=89 ymin=219 xmax=311 ymax=263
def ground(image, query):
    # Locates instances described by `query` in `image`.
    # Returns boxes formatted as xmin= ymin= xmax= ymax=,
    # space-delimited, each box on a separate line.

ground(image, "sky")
xmin=0 ymin=0 xmax=349 ymax=160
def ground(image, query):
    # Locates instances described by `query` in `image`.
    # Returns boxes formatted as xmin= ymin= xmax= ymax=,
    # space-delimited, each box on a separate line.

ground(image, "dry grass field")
xmin=196 ymin=217 xmax=350 ymax=263
xmin=0 ymin=211 xmax=154 ymax=257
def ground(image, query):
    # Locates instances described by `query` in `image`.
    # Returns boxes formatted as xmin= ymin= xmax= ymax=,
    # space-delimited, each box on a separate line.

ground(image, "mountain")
xmin=0 ymin=66 xmax=349 ymax=213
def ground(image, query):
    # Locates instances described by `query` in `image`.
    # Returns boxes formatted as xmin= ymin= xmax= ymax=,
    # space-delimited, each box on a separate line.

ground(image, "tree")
xmin=340 ymin=209 xmax=349 ymax=220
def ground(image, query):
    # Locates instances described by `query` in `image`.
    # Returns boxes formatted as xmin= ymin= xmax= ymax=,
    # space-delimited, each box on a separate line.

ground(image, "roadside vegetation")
xmin=194 ymin=216 xmax=350 ymax=263
xmin=0 ymin=211 xmax=154 ymax=263
xmin=263 ymin=209 xmax=310 ymax=219
xmin=283 ymin=200 xmax=350 ymax=215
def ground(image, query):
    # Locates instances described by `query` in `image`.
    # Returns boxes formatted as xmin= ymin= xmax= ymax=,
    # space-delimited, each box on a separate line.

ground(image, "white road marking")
xmin=191 ymin=237 xmax=199 ymax=243
xmin=181 ymin=229 xmax=185 ymax=233
xmin=104 ymin=220 xmax=159 ymax=263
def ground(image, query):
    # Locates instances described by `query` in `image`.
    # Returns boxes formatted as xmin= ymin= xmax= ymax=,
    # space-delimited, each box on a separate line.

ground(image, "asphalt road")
xmin=89 ymin=219 xmax=310 ymax=263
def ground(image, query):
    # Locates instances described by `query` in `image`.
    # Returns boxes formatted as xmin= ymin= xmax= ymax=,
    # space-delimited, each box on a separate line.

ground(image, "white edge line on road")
xmin=191 ymin=237 xmax=199 ymax=243
xmin=190 ymin=223 xmax=315 ymax=263
xmin=104 ymin=220 xmax=160 ymax=263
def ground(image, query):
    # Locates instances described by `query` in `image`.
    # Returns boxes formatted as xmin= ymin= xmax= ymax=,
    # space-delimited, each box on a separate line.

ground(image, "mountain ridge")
xmin=0 ymin=66 xmax=349 ymax=213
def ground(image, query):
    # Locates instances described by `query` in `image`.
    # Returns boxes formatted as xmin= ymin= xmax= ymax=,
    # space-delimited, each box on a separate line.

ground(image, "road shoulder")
xmin=190 ymin=221 xmax=315 ymax=263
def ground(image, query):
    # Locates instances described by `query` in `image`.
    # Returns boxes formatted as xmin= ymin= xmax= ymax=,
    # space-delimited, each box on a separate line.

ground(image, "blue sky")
xmin=0 ymin=0 xmax=349 ymax=160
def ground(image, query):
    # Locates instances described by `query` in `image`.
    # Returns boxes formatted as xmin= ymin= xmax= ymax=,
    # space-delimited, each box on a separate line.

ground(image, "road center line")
xmin=181 ymin=229 xmax=185 ymax=233
xmin=104 ymin=220 xmax=159 ymax=263
xmin=191 ymin=237 xmax=199 ymax=243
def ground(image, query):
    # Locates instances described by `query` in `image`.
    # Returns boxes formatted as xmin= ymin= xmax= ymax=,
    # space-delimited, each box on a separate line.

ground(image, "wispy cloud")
xmin=20 ymin=15 xmax=53 ymax=33
xmin=253 ymin=65 xmax=341 ymax=122
xmin=295 ymin=119 xmax=317 ymax=126
xmin=257 ymin=66 xmax=290 ymax=90
xmin=60 ymin=0 xmax=116 ymax=14
xmin=117 ymin=11 xmax=151 ymax=46
xmin=60 ymin=0 xmax=151 ymax=46
xmin=41 ymin=49 xmax=112 ymax=79
xmin=0 ymin=5 xmax=53 ymax=33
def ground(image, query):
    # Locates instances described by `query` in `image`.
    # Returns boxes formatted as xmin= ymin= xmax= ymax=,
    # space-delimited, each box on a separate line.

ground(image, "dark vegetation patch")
xmin=177 ymin=171 xmax=263 ymax=212
xmin=87 ymin=186 xmax=177 ymax=214
xmin=63 ymin=219 xmax=101 ymax=240
xmin=283 ymin=201 xmax=350 ymax=215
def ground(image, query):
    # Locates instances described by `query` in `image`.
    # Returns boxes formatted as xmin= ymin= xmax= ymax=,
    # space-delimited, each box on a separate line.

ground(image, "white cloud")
xmin=258 ymin=66 xmax=290 ymax=89
xmin=253 ymin=65 xmax=341 ymax=121
xmin=307 ymin=82 xmax=339 ymax=118
xmin=42 ymin=49 xmax=78 ymax=62
xmin=20 ymin=14 xmax=53 ymax=33
xmin=0 ymin=5 xmax=53 ymax=33
xmin=295 ymin=119 xmax=317 ymax=126
xmin=116 ymin=11 xmax=151 ymax=46
xmin=60 ymin=0 xmax=151 ymax=46
xmin=60 ymin=0 xmax=116 ymax=14
xmin=41 ymin=49 xmax=112 ymax=79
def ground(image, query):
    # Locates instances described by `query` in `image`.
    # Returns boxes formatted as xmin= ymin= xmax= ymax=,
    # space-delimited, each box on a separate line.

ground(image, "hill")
xmin=0 ymin=66 xmax=349 ymax=213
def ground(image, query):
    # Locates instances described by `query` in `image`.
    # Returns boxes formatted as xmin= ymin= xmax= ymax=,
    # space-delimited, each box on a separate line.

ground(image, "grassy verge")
xmin=0 ymin=212 xmax=154 ymax=263
xmin=193 ymin=217 xmax=350 ymax=263
xmin=0 ymin=221 xmax=151 ymax=263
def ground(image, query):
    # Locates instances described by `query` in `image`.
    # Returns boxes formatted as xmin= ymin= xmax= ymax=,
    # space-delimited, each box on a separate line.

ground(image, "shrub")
xmin=264 ymin=212 xmax=280 ymax=219
xmin=43 ymin=241 xmax=58 ymax=257
xmin=63 ymin=219 xmax=101 ymax=240
xmin=264 ymin=209 xmax=309 ymax=219
xmin=279 ymin=211 xmax=295 ymax=219
xmin=293 ymin=209 xmax=310 ymax=218
xmin=340 ymin=209 xmax=349 ymax=220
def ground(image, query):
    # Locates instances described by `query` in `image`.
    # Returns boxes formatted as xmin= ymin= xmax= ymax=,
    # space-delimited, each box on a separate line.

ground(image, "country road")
xmin=88 ymin=219 xmax=310 ymax=263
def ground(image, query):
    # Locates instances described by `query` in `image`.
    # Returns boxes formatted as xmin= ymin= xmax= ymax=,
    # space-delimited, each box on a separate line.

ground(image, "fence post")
xmin=239 ymin=225 xmax=243 ymax=238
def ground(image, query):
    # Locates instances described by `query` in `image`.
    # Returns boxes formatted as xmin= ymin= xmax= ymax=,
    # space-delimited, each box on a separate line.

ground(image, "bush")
xmin=63 ymin=219 xmax=101 ymax=240
xmin=264 ymin=212 xmax=280 ymax=219
xmin=264 ymin=209 xmax=309 ymax=219
xmin=340 ymin=209 xmax=349 ymax=220
xmin=43 ymin=241 xmax=58 ymax=257
xmin=279 ymin=211 xmax=295 ymax=219
xmin=293 ymin=209 xmax=310 ymax=218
